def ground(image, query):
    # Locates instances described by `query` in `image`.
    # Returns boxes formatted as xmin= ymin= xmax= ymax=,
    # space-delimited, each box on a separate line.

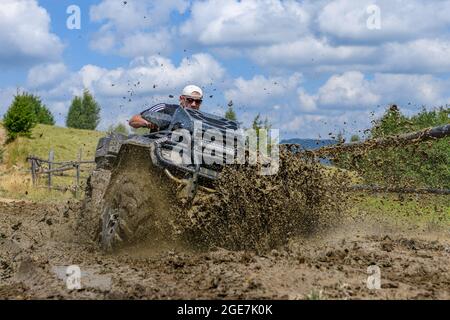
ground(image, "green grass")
xmin=305 ymin=290 xmax=325 ymax=300
xmin=0 ymin=123 xmax=105 ymax=202
xmin=350 ymin=193 xmax=450 ymax=229
xmin=3 ymin=123 xmax=105 ymax=167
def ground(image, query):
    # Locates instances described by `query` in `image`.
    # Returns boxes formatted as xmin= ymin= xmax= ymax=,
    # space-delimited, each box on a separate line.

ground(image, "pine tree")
xmin=2 ymin=92 xmax=55 ymax=141
xmin=371 ymin=104 xmax=408 ymax=138
xmin=66 ymin=90 xmax=101 ymax=130
xmin=66 ymin=96 xmax=82 ymax=129
xmin=252 ymin=114 xmax=271 ymax=133
xmin=251 ymin=113 xmax=274 ymax=151
xmin=3 ymin=94 xmax=38 ymax=141
xmin=34 ymin=103 xmax=55 ymax=125
xmin=225 ymin=105 xmax=237 ymax=121
xmin=20 ymin=93 xmax=55 ymax=125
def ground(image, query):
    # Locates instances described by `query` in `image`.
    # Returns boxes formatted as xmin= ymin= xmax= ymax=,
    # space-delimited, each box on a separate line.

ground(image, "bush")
xmin=66 ymin=90 xmax=101 ymax=130
xmin=335 ymin=105 xmax=450 ymax=188
xmin=26 ymin=93 xmax=54 ymax=125
xmin=107 ymin=123 xmax=129 ymax=135
xmin=2 ymin=93 xmax=55 ymax=141
xmin=3 ymin=95 xmax=37 ymax=141
xmin=34 ymin=103 xmax=55 ymax=125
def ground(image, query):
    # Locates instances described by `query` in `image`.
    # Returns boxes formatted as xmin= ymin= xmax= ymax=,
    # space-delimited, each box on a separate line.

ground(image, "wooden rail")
xmin=27 ymin=149 xmax=95 ymax=197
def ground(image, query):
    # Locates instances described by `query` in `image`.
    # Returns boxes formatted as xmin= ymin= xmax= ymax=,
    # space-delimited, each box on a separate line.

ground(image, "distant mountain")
xmin=280 ymin=138 xmax=337 ymax=150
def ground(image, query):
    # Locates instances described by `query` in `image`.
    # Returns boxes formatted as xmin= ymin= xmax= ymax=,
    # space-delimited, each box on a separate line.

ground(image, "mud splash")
xmin=177 ymin=150 xmax=352 ymax=252
xmin=79 ymin=146 xmax=352 ymax=253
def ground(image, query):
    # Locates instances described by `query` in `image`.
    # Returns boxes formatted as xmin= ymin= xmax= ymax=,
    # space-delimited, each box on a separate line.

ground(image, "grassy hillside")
xmin=0 ymin=123 xmax=105 ymax=201
xmin=2 ymin=123 xmax=105 ymax=168
xmin=0 ymin=123 xmax=447 ymax=229
xmin=350 ymin=193 xmax=450 ymax=230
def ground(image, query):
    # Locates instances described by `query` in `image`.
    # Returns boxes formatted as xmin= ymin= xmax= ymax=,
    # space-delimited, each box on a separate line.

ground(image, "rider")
xmin=129 ymin=85 xmax=203 ymax=131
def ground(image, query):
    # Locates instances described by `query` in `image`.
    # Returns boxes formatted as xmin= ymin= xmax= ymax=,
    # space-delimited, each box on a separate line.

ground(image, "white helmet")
xmin=182 ymin=85 xmax=203 ymax=98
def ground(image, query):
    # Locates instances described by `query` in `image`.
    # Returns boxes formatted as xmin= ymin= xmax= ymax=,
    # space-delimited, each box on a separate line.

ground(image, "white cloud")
xmin=223 ymin=69 xmax=450 ymax=137
xmin=284 ymin=114 xmax=326 ymax=135
xmin=89 ymin=53 xmax=225 ymax=97
xmin=79 ymin=65 xmax=109 ymax=91
xmin=316 ymin=71 xmax=380 ymax=108
xmin=27 ymin=63 xmax=68 ymax=88
xmin=209 ymin=46 xmax=244 ymax=60
xmin=282 ymin=110 xmax=376 ymax=139
xmin=381 ymin=39 xmax=450 ymax=73
xmin=89 ymin=0 xmax=189 ymax=57
xmin=292 ymin=71 xmax=381 ymax=111
xmin=297 ymin=88 xmax=317 ymax=112
xmin=3 ymin=0 xmax=450 ymax=139
xmin=0 ymin=0 xmax=63 ymax=66
xmin=225 ymin=73 xmax=303 ymax=107
xmin=250 ymin=37 xmax=376 ymax=68
xmin=250 ymin=36 xmax=450 ymax=74
xmin=89 ymin=26 xmax=116 ymax=54
xmin=177 ymin=0 xmax=450 ymax=75
xmin=118 ymin=30 xmax=174 ymax=57
xmin=297 ymin=71 xmax=450 ymax=112
xmin=90 ymin=0 xmax=189 ymax=32
xmin=318 ymin=0 xmax=450 ymax=43
xmin=180 ymin=0 xmax=310 ymax=46
xmin=370 ymin=73 xmax=450 ymax=106
xmin=24 ymin=53 xmax=226 ymax=128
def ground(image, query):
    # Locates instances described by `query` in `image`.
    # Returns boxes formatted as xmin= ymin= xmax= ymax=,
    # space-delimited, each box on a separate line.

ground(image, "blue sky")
xmin=0 ymin=0 xmax=449 ymax=139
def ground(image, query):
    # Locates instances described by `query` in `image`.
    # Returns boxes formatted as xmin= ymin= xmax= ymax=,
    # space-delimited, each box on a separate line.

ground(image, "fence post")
xmin=30 ymin=157 xmax=37 ymax=187
xmin=48 ymin=149 xmax=54 ymax=191
xmin=75 ymin=148 xmax=82 ymax=198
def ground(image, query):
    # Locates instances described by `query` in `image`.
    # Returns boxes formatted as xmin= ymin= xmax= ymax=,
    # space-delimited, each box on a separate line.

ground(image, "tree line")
xmin=0 ymin=91 xmax=254 ymax=141
xmin=2 ymin=89 xmax=100 ymax=142
xmin=1 ymin=88 xmax=447 ymax=188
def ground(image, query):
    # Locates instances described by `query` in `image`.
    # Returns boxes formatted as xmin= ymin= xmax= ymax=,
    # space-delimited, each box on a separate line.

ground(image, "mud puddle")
xmin=0 ymin=199 xmax=449 ymax=300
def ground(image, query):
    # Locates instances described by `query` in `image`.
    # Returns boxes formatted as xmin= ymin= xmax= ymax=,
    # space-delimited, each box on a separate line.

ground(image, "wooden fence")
xmin=27 ymin=149 xmax=95 ymax=197
xmin=26 ymin=140 xmax=448 ymax=198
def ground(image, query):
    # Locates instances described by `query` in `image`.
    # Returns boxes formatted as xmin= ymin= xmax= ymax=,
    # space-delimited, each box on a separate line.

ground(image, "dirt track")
xmin=0 ymin=198 xmax=449 ymax=300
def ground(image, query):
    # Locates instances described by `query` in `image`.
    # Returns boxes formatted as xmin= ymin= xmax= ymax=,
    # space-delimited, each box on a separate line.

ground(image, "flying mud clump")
xmin=177 ymin=149 xmax=352 ymax=252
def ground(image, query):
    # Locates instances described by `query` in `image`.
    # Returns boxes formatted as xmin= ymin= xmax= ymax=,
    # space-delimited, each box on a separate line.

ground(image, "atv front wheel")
xmin=98 ymin=145 xmax=179 ymax=252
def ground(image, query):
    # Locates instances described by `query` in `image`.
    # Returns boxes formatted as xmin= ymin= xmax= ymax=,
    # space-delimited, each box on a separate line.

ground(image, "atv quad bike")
xmin=83 ymin=106 xmax=242 ymax=251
